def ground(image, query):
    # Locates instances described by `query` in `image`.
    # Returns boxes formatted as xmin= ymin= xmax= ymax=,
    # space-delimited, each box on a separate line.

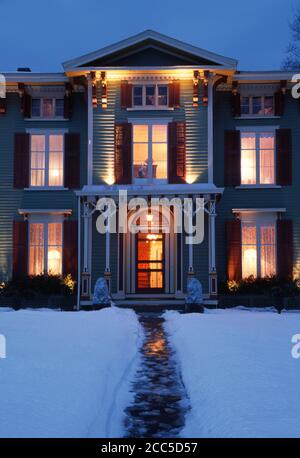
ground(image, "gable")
xmin=81 ymin=40 xmax=221 ymax=67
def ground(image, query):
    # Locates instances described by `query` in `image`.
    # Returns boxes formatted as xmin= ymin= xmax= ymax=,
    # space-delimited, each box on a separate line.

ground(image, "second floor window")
xmin=241 ymin=131 xmax=275 ymax=185
xmin=133 ymin=85 xmax=169 ymax=108
xmin=133 ymin=123 xmax=168 ymax=182
xmin=241 ymin=96 xmax=274 ymax=117
xmin=31 ymin=98 xmax=64 ymax=118
xmin=30 ymin=133 xmax=64 ymax=187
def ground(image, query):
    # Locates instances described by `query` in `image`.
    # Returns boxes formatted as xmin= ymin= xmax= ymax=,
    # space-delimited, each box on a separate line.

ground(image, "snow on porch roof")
xmin=63 ymin=30 xmax=238 ymax=70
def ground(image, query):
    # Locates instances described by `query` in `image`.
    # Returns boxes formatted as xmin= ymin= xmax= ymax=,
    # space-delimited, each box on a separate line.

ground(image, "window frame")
xmin=27 ymin=129 xmax=68 ymax=189
xmin=240 ymin=95 xmax=275 ymax=118
xmin=241 ymin=213 xmax=277 ymax=278
xmin=28 ymin=215 xmax=64 ymax=276
xmin=31 ymin=97 xmax=65 ymax=119
xmin=130 ymin=118 xmax=171 ymax=184
xmin=132 ymin=84 xmax=169 ymax=109
xmin=238 ymin=126 xmax=278 ymax=187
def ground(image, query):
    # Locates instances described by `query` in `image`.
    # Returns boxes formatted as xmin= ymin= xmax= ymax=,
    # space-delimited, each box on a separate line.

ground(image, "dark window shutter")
xmin=63 ymin=220 xmax=78 ymax=280
xmin=0 ymin=98 xmax=6 ymax=115
xmin=224 ymin=130 xmax=241 ymax=186
xmin=277 ymin=220 xmax=293 ymax=280
xmin=64 ymin=94 xmax=72 ymax=119
xmin=168 ymin=121 xmax=186 ymax=184
xmin=168 ymin=82 xmax=180 ymax=108
xmin=226 ymin=219 xmax=242 ymax=281
xmin=14 ymin=133 xmax=30 ymax=189
xmin=276 ymin=129 xmax=292 ymax=186
xmin=275 ymin=90 xmax=284 ymax=116
xmin=13 ymin=221 xmax=28 ymax=278
xmin=121 ymin=83 xmax=132 ymax=109
xmin=231 ymin=92 xmax=241 ymax=117
xmin=64 ymin=133 xmax=80 ymax=189
xmin=22 ymin=93 xmax=31 ymax=118
xmin=115 ymin=123 xmax=132 ymax=184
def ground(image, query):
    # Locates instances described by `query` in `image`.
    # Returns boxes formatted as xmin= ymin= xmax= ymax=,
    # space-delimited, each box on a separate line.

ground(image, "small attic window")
xmin=31 ymin=98 xmax=64 ymax=118
xmin=133 ymin=84 xmax=169 ymax=108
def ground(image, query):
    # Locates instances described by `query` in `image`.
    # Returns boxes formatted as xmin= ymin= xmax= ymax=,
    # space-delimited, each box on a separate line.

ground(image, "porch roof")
xmin=75 ymin=183 xmax=224 ymax=197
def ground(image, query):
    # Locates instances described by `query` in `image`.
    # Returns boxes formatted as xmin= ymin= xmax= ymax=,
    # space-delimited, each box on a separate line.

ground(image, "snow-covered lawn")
xmin=165 ymin=308 xmax=300 ymax=438
xmin=0 ymin=307 xmax=141 ymax=438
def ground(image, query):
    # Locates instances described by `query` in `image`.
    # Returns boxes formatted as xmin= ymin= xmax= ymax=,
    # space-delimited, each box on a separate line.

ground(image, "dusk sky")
xmin=0 ymin=0 xmax=297 ymax=71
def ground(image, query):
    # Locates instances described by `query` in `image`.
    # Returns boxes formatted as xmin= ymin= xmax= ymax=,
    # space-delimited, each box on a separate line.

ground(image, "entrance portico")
xmin=75 ymin=183 xmax=223 ymax=308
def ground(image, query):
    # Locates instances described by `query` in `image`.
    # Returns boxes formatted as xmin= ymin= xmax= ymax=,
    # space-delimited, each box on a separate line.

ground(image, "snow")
xmin=0 ymin=307 xmax=141 ymax=438
xmin=165 ymin=308 xmax=300 ymax=438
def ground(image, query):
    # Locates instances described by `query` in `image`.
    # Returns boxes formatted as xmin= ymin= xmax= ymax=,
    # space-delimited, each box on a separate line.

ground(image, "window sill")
xmin=24 ymin=187 xmax=69 ymax=191
xmin=235 ymin=185 xmax=281 ymax=189
xmin=25 ymin=118 xmax=69 ymax=121
xmin=127 ymin=107 xmax=174 ymax=111
xmin=235 ymin=115 xmax=280 ymax=120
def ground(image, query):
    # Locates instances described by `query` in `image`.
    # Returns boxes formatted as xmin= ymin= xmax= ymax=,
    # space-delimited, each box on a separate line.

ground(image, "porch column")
xmin=76 ymin=196 xmax=81 ymax=311
xmin=104 ymin=215 xmax=112 ymax=292
xmin=208 ymin=199 xmax=218 ymax=297
xmin=86 ymin=73 xmax=93 ymax=186
xmin=187 ymin=200 xmax=195 ymax=278
xmin=81 ymin=200 xmax=91 ymax=299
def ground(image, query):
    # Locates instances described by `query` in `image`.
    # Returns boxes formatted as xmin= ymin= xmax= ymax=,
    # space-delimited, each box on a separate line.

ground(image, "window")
xmin=31 ymin=98 xmax=64 ymax=118
xmin=29 ymin=221 xmax=63 ymax=275
xmin=242 ymin=217 xmax=276 ymax=278
xmin=132 ymin=84 xmax=169 ymax=108
xmin=30 ymin=133 xmax=64 ymax=187
xmin=240 ymin=96 xmax=274 ymax=117
xmin=241 ymin=131 xmax=275 ymax=185
xmin=133 ymin=123 xmax=168 ymax=182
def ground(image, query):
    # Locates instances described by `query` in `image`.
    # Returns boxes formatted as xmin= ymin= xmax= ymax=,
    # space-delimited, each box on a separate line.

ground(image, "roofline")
xmin=64 ymin=65 xmax=235 ymax=76
xmin=234 ymin=71 xmax=296 ymax=82
xmin=62 ymin=30 xmax=238 ymax=70
xmin=3 ymin=72 xmax=68 ymax=83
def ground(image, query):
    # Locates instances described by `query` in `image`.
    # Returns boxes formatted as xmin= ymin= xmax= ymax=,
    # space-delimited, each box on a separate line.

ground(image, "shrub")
xmin=219 ymin=276 xmax=300 ymax=297
xmin=0 ymin=274 xmax=76 ymax=299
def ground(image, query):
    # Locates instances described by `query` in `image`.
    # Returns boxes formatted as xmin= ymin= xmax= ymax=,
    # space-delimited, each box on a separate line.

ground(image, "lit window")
xmin=132 ymin=84 xmax=169 ymax=108
xmin=242 ymin=219 xmax=276 ymax=278
xmin=241 ymin=132 xmax=275 ymax=185
xmin=133 ymin=123 xmax=168 ymax=182
xmin=240 ymin=96 xmax=274 ymax=117
xmin=29 ymin=222 xmax=63 ymax=276
xmin=30 ymin=133 xmax=64 ymax=187
xmin=31 ymin=98 xmax=64 ymax=118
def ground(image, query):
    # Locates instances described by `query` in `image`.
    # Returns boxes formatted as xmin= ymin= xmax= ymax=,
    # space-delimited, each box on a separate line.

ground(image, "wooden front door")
xmin=136 ymin=232 xmax=164 ymax=293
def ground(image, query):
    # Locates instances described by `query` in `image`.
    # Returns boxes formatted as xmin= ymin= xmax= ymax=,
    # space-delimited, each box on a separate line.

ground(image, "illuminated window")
xmin=241 ymin=132 xmax=275 ymax=185
xmin=133 ymin=123 xmax=168 ymax=182
xmin=30 ymin=133 xmax=64 ymax=187
xmin=31 ymin=98 xmax=64 ymax=118
xmin=29 ymin=221 xmax=63 ymax=276
xmin=242 ymin=216 xmax=276 ymax=278
xmin=132 ymin=84 xmax=169 ymax=108
xmin=240 ymin=96 xmax=274 ymax=117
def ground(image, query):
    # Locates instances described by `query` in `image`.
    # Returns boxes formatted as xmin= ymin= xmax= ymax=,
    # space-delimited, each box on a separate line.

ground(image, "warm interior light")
xmin=105 ymin=175 xmax=115 ymax=185
xmin=243 ymin=248 xmax=257 ymax=277
xmin=51 ymin=169 xmax=60 ymax=178
xmin=48 ymin=249 xmax=61 ymax=275
xmin=146 ymin=234 xmax=158 ymax=241
xmin=146 ymin=214 xmax=153 ymax=222
xmin=186 ymin=174 xmax=197 ymax=184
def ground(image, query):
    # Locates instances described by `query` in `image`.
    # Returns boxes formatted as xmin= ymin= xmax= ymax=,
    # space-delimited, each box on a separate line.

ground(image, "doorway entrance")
xmin=136 ymin=232 xmax=164 ymax=293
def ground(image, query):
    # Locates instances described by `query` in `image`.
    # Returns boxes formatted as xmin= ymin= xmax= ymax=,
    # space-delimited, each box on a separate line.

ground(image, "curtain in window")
xmin=29 ymin=223 xmax=44 ymax=275
xmin=260 ymin=225 xmax=276 ymax=277
xmin=259 ymin=133 xmax=274 ymax=184
xmin=30 ymin=135 xmax=45 ymax=186
xmin=241 ymin=133 xmax=256 ymax=185
xmin=49 ymin=135 xmax=63 ymax=186
xmin=48 ymin=223 xmax=62 ymax=275
xmin=242 ymin=225 xmax=257 ymax=278
xmin=152 ymin=125 xmax=167 ymax=179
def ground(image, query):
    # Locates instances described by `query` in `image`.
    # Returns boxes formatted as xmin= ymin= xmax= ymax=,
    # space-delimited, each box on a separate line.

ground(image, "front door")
xmin=136 ymin=232 xmax=164 ymax=293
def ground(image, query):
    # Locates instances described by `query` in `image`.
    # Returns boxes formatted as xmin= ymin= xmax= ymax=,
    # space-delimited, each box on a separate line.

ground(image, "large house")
xmin=0 ymin=30 xmax=296 ymax=307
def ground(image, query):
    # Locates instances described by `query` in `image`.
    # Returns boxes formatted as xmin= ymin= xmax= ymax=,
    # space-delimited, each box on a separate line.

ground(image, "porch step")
xmin=115 ymin=299 xmax=185 ymax=312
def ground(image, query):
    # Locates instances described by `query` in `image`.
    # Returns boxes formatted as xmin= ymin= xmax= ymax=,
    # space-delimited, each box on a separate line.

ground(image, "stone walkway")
xmin=124 ymin=313 xmax=190 ymax=438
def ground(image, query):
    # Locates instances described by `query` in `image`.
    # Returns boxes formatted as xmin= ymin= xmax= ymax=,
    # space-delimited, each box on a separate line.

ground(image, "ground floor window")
xmin=241 ymin=214 xmax=276 ymax=278
xmin=29 ymin=221 xmax=63 ymax=275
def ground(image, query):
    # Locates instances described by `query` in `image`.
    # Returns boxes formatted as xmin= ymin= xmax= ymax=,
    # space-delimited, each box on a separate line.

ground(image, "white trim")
xmin=235 ymin=185 xmax=281 ymax=189
xmin=128 ymin=117 xmax=173 ymax=124
xmin=76 ymin=183 xmax=224 ymax=196
xmin=233 ymin=71 xmax=294 ymax=82
xmin=19 ymin=209 xmax=72 ymax=216
xmin=77 ymin=196 xmax=81 ymax=311
xmin=236 ymin=125 xmax=280 ymax=132
xmin=26 ymin=128 xmax=69 ymax=134
xmin=232 ymin=208 xmax=286 ymax=213
xmin=24 ymin=187 xmax=69 ymax=191
xmin=63 ymin=30 xmax=237 ymax=69
xmin=3 ymin=73 xmax=68 ymax=83
xmin=87 ymin=74 xmax=93 ymax=185
xmin=235 ymin=116 xmax=280 ymax=120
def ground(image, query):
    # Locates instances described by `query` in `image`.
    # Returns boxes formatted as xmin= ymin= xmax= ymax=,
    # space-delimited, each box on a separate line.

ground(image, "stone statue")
xmin=93 ymin=277 xmax=112 ymax=308
xmin=185 ymin=277 xmax=204 ymax=313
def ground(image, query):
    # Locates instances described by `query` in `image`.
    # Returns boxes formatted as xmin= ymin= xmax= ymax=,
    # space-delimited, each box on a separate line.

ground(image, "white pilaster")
xmin=208 ymin=199 xmax=218 ymax=296
xmin=86 ymin=73 xmax=93 ymax=186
